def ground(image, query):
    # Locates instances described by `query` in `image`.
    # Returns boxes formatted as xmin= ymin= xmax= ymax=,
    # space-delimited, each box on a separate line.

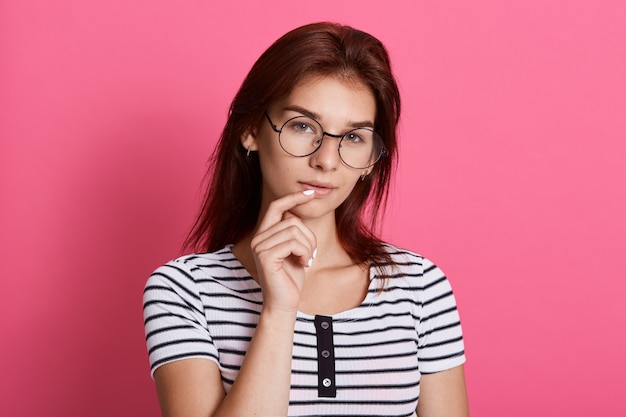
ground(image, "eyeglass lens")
xmin=278 ymin=116 xmax=384 ymax=169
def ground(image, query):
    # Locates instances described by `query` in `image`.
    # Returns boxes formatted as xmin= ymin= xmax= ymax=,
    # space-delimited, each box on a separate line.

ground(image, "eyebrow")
xmin=281 ymin=105 xmax=375 ymax=129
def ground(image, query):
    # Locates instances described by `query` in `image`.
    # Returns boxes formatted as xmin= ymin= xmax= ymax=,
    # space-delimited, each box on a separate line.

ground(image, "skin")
xmin=153 ymin=75 xmax=470 ymax=417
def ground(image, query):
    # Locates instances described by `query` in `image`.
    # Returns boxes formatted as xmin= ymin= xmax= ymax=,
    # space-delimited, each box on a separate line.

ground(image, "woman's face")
xmin=244 ymin=74 xmax=377 ymax=222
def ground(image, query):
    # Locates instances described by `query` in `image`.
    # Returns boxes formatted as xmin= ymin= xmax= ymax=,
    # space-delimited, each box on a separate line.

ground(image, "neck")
xmin=299 ymin=214 xmax=341 ymax=258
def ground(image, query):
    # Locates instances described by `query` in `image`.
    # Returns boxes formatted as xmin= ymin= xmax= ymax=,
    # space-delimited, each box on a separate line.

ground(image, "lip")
xmin=299 ymin=181 xmax=336 ymax=197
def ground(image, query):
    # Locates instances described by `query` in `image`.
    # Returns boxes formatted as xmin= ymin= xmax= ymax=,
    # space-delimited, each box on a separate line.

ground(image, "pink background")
xmin=2 ymin=1 xmax=625 ymax=416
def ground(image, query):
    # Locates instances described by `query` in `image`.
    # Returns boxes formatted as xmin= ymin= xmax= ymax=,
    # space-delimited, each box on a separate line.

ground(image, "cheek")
xmin=257 ymin=145 xmax=288 ymax=173
xmin=337 ymin=175 xmax=362 ymax=202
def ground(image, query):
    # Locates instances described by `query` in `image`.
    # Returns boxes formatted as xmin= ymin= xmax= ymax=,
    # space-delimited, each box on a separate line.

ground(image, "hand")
xmin=250 ymin=190 xmax=317 ymax=314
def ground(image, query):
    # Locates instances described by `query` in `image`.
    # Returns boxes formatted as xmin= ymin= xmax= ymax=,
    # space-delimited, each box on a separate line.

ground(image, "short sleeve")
xmin=415 ymin=257 xmax=466 ymax=374
xmin=143 ymin=260 xmax=219 ymax=378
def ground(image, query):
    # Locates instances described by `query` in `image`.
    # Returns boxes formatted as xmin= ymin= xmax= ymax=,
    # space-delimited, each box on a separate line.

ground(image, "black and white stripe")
xmin=143 ymin=245 xmax=465 ymax=417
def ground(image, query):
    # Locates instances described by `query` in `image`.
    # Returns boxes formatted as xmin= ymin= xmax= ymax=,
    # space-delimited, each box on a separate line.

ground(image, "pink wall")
xmin=2 ymin=1 xmax=625 ymax=416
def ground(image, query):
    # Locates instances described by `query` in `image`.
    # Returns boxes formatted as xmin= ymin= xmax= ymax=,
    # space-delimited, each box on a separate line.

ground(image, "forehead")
xmin=274 ymin=75 xmax=377 ymax=126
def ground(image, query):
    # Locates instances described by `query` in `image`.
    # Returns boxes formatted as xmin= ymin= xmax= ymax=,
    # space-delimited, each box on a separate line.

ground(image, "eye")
xmin=295 ymin=123 xmax=313 ymax=132
xmin=285 ymin=118 xmax=318 ymax=135
xmin=344 ymin=131 xmax=366 ymax=144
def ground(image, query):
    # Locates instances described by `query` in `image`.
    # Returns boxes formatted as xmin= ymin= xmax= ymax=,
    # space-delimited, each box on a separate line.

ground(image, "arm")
xmin=151 ymin=191 xmax=317 ymax=417
xmin=415 ymin=257 xmax=468 ymax=416
xmin=154 ymin=309 xmax=299 ymax=417
xmin=154 ymin=359 xmax=224 ymax=417
xmin=416 ymin=365 xmax=470 ymax=417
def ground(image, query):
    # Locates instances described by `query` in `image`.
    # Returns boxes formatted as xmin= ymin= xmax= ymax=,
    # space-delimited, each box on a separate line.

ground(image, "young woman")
xmin=143 ymin=22 xmax=469 ymax=417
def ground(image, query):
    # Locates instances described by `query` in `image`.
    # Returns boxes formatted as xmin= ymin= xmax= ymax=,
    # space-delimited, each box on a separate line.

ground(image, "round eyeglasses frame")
xmin=264 ymin=112 xmax=388 ymax=169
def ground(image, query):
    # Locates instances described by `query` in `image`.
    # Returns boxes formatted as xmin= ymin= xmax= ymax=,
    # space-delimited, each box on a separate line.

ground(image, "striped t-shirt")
xmin=143 ymin=244 xmax=465 ymax=417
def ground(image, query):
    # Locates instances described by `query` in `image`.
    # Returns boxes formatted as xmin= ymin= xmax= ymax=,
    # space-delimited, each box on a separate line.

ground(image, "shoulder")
xmin=375 ymin=243 xmax=453 ymax=297
xmin=144 ymin=245 xmax=246 ymax=299
xmin=149 ymin=245 xmax=241 ymax=280
xmin=379 ymin=243 xmax=441 ymax=276
xmin=381 ymin=243 xmax=422 ymax=263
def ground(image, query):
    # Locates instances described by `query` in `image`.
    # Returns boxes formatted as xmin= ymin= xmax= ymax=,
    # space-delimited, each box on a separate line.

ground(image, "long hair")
xmin=185 ymin=22 xmax=401 ymax=271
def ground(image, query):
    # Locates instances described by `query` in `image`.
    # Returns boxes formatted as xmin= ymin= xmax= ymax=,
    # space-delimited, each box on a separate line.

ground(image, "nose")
xmin=309 ymin=133 xmax=341 ymax=171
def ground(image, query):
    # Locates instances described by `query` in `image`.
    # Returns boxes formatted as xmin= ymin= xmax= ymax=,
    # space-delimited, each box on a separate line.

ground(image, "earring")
xmin=360 ymin=172 xmax=368 ymax=181
xmin=246 ymin=147 xmax=251 ymax=157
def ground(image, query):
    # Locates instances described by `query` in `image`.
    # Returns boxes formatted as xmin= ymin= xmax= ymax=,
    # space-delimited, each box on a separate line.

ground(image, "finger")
xmin=281 ymin=210 xmax=298 ymax=221
xmin=255 ymin=237 xmax=314 ymax=269
xmin=252 ymin=221 xmax=316 ymax=266
xmin=253 ymin=216 xmax=317 ymax=257
xmin=257 ymin=190 xmax=315 ymax=233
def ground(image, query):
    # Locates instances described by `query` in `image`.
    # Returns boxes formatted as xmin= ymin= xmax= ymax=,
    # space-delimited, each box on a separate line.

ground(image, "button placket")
xmin=314 ymin=315 xmax=336 ymax=398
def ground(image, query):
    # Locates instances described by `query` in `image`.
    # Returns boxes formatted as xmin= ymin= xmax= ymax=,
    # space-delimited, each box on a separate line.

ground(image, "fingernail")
xmin=313 ymin=248 xmax=317 ymax=259
xmin=307 ymin=257 xmax=313 ymax=267
xmin=303 ymin=189 xmax=315 ymax=196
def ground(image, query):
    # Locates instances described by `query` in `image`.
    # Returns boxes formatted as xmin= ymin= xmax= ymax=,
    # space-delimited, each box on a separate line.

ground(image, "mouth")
xmin=299 ymin=181 xmax=336 ymax=197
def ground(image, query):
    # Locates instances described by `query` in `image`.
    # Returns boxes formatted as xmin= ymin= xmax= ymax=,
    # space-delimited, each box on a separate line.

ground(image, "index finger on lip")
xmin=257 ymin=190 xmax=315 ymax=232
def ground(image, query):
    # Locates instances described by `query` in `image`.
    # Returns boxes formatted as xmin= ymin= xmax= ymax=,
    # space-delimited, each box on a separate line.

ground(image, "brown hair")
xmin=185 ymin=22 xmax=401 ymax=272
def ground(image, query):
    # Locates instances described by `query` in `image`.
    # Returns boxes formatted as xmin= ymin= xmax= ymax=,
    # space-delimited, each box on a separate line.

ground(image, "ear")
xmin=241 ymin=129 xmax=259 ymax=153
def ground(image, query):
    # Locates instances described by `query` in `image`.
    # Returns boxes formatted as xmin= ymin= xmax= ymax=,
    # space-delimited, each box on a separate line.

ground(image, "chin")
xmin=290 ymin=201 xmax=337 ymax=221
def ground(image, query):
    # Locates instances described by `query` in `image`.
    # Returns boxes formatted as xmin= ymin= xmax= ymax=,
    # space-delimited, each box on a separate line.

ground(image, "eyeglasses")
xmin=264 ymin=112 xmax=388 ymax=169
